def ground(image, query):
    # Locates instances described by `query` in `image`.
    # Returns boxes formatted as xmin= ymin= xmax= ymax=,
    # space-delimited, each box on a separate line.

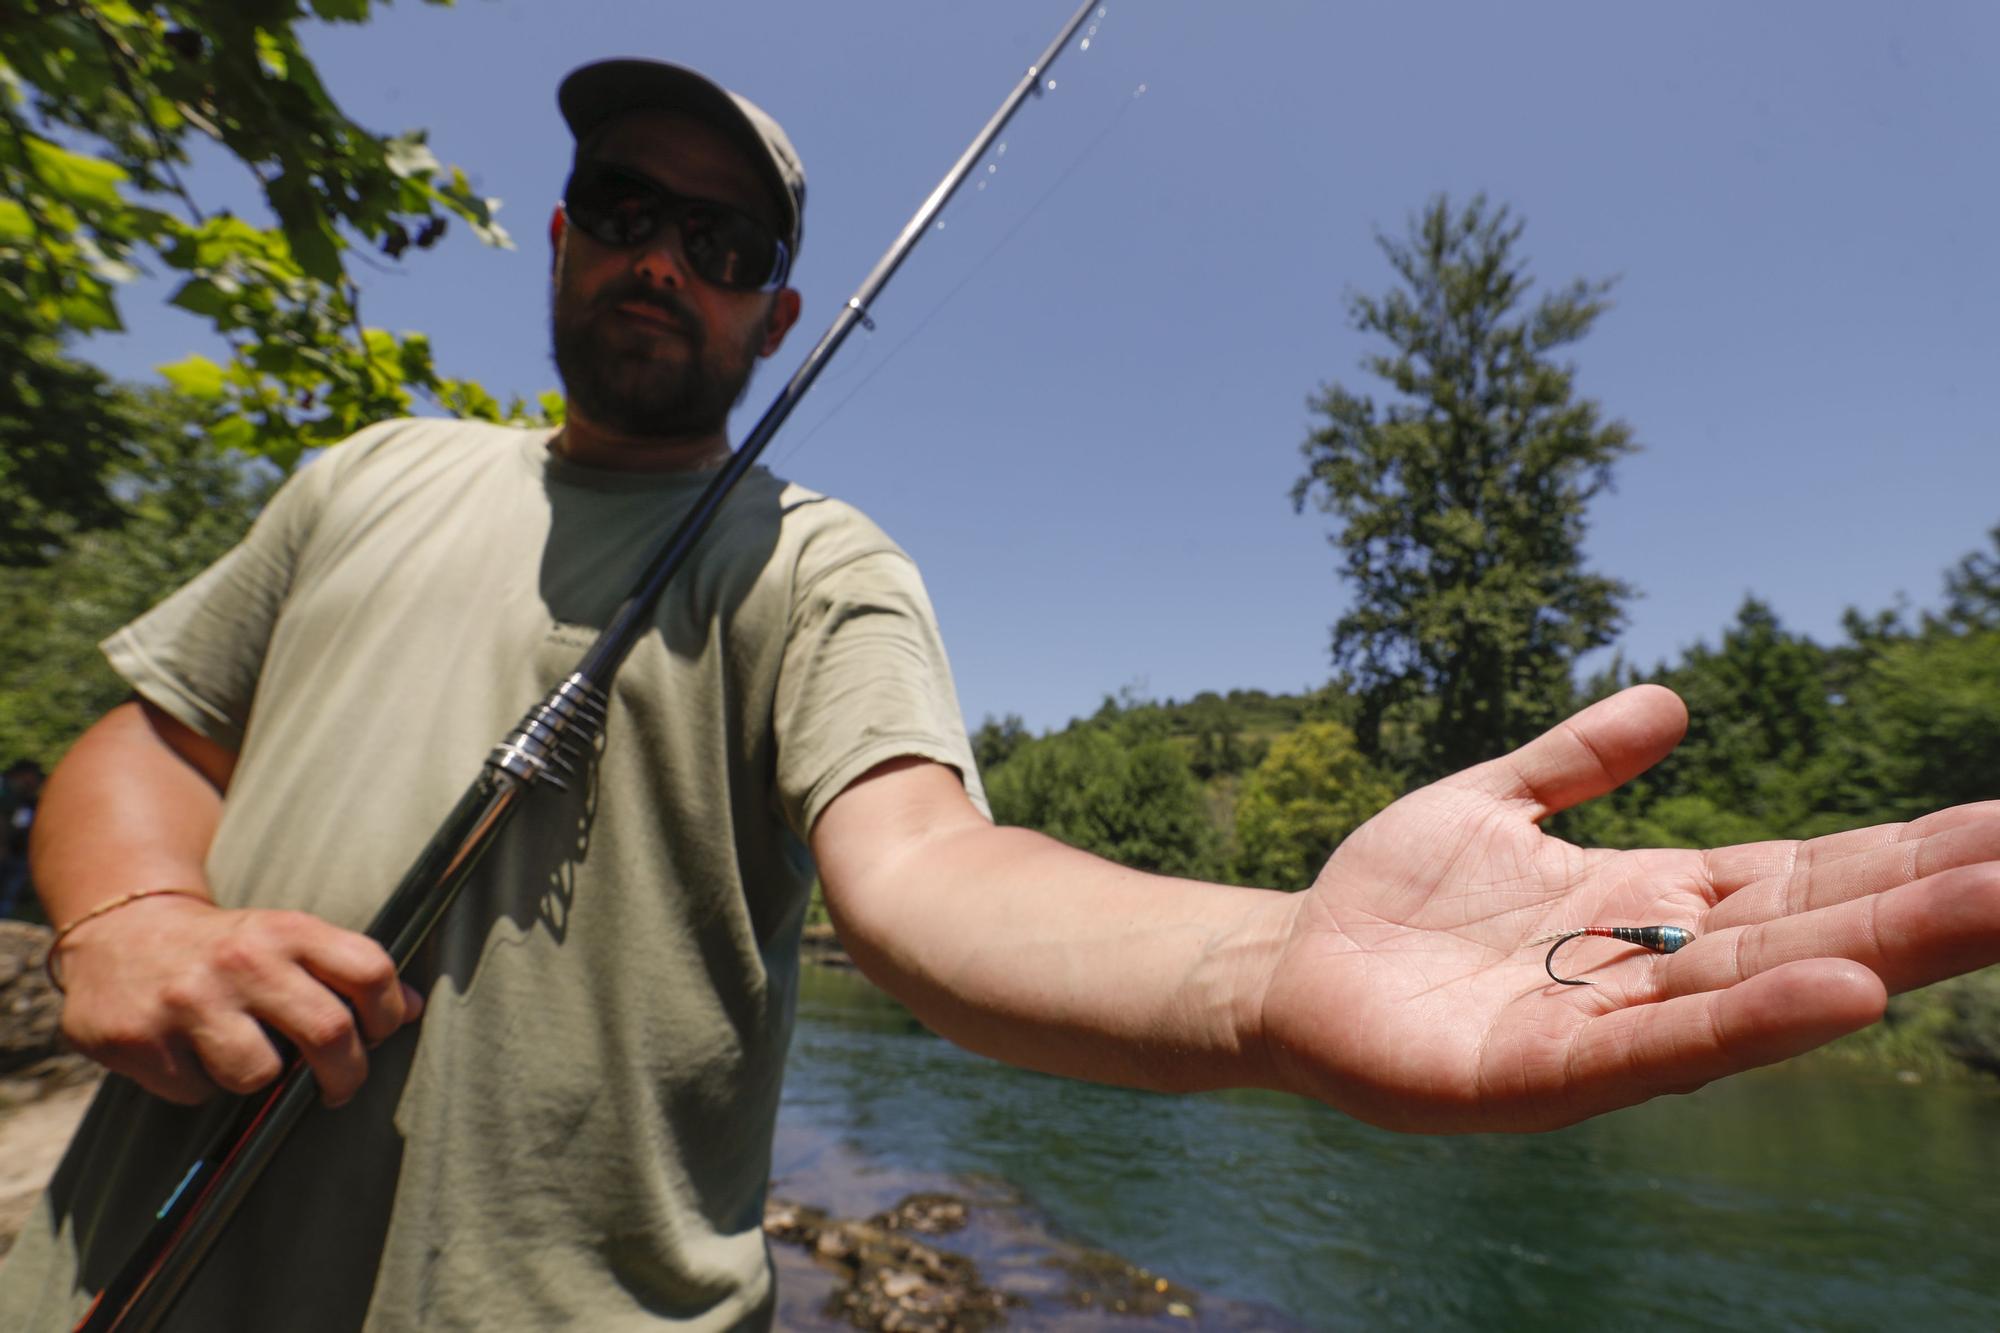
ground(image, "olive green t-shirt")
xmin=0 ymin=419 xmax=983 ymax=1330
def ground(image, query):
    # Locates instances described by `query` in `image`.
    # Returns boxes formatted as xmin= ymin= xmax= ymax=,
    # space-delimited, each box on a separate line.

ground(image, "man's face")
xmin=551 ymin=109 xmax=797 ymax=441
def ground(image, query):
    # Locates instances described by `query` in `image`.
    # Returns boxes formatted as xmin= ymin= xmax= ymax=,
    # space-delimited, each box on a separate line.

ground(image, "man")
xmin=4 ymin=59 xmax=1998 ymax=1332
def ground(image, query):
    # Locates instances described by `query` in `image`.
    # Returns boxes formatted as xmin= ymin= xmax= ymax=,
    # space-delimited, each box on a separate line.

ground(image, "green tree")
xmin=985 ymin=726 xmax=1221 ymax=879
xmin=0 ymin=305 xmax=140 ymax=564
xmin=970 ymin=713 xmax=1029 ymax=774
xmin=1830 ymin=624 xmax=2000 ymax=822
xmin=1 ymin=0 xmax=539 ymax=510
xmin=1234 ymin=721 xmax=1396 ymax=889
xmin=1934 ymin=524 xmax=2000 ymax=633
xmin=1292 ymin=195 xmax=1635 ymax=781
xmin=1184 ymin=692 xmax=1248 ymax=779
xmin=1651 ymin=599 xmax=1835 ymax=820
xmin=1558 ymin=599 xmax=1850 ymax=848
xmin=0 ymin=386 xmax=272 ymax=765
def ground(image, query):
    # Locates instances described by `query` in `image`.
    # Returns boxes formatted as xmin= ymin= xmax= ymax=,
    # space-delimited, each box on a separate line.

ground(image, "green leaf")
xmin=252 ymin=29 xmax=291 ymax=80
xmin=72 ymin=234 xmax=141 ymax=285
xmin=167 ymin=277 xmax=238 ymax=321
xmin=23 ymin=140 xmax=129 ymax=211
xmin=208 ymin=415 xmax=257 ymax=455
xmin=57 ymin=281 xmax=123 ymax=333
xmin=0 ymin=199 xmax=32 ymax=242
xmin=309 ymin=0 xmax=374 ymax=22
xmin=384 ymin=133 xmax=441 ymax=179
xmin=266 ymin=173 xmax=344 ymax=285
xmin=158 ymin=355 xmax=229 ymax=401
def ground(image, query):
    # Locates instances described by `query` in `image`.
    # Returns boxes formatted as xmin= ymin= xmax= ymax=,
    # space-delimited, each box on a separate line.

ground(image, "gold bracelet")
xmin=43 ymin=887 xmax=213 ymax=994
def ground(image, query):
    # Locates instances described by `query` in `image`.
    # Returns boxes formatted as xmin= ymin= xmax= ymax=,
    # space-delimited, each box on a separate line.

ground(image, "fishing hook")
xmin=1530 ymin=925 xmax=1694 ymax=987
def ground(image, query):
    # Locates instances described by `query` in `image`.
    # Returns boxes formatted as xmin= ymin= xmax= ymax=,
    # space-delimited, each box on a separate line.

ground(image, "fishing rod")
xmin=76 ymin=4 xmax=1102 ymax=1329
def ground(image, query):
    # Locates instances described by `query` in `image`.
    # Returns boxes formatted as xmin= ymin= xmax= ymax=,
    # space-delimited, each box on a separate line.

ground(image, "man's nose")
xmin=631 ymin=228 xmax=691 ymax=290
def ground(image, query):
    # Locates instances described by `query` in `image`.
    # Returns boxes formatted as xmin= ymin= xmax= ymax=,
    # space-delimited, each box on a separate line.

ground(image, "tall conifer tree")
xmin=1293 ymin=195 xmax=1634 ymax=779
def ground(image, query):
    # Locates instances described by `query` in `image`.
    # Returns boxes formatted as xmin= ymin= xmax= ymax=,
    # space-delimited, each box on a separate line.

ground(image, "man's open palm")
xmin=1259 ymin=685 xmax=2000 ymax=1132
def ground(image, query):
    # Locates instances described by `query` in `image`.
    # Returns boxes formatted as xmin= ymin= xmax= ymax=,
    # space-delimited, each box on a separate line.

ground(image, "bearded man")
xmin=5 ymin=59 xmax=1998 ymax=1333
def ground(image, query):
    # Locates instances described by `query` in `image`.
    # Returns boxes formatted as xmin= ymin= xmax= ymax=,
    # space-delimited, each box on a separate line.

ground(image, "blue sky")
xmin=82 ymin=1 xmax=2000 ymax=735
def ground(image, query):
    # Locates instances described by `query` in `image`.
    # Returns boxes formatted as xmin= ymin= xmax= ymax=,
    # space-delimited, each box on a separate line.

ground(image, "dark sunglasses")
xmin=561 ymin=164 xmax=792 ymax=293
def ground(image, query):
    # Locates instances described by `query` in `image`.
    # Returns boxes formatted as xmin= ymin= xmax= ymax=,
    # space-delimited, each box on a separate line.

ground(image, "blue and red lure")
xmin=1528 ymin=925 xmax=1695 ymax=987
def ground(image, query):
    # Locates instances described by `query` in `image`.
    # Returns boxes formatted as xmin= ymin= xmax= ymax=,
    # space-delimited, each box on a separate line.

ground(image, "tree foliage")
xmin=970 ymin=713 xmax=1029 ymax=775
xmin=0 ymin=386 xmax=273 ymax=765
xmin=1557 ymin=537 xmax=2000 ymax=850
xmin=1935 ymin=523 xmax=2000 ymax=633
xmin=985 ymin=723 xmax=1222 ymax=880
xmin=0 ymin=0 xmax=540 ymax=530
xmin=0 ymin=303 xmax=139 ymax=564
xmin=1293 ymin=195 xmax=1635 ymax=781
xmin=1233 ymin=721 xmax=1395 ymax=890
xmin=1833 ymin=616 xmax=2000 ymax=822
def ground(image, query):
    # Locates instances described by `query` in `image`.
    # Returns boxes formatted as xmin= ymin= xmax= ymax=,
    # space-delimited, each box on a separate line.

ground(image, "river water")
xmin=773 ymin=963 xmax=2000 ymax=1331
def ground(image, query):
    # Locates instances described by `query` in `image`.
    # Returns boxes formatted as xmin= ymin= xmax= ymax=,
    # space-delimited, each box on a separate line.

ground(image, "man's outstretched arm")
xmin=35 ymin=699 xmax=421 ymax=1106
xmin=812 ymin=685 xmax=2000 ymax=1133
xmin=813 ymin=753 xmax=1296 ymax=1094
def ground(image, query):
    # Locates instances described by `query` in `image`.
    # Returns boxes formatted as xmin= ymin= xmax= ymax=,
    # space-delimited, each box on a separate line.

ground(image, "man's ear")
xmin=759 ymin=287 xmax=803 ymax=358
xmin=547 ymin=205 xmax=567 ymax=272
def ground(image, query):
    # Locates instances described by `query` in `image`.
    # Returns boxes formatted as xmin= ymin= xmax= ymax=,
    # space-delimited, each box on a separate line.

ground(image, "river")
xmin=773 ymin=963 xmax=2000 ymax=1330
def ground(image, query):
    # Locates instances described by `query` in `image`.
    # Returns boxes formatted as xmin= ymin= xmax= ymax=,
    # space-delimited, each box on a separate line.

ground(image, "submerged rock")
xmin=766 ymin=1191 xmax=1013 ymax=1330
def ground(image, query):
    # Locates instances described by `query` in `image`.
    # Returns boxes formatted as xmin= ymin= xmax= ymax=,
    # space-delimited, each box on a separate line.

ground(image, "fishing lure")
xmin=1529 ymin=925 xmax=1694 ymax=987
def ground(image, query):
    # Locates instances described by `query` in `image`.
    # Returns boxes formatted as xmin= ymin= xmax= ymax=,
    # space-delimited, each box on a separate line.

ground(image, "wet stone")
xmin=766 ymin=1191 xmax=1014 ymax=1331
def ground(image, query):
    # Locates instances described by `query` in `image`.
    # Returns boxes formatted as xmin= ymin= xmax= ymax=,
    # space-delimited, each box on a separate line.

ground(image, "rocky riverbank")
xmin=763 ymin=1186 xmax=1239 ymax=1331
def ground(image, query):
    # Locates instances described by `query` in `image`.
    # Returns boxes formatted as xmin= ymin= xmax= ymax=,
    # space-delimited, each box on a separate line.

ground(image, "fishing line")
xmin=770 ymin=75 xmax=1150 ymax=474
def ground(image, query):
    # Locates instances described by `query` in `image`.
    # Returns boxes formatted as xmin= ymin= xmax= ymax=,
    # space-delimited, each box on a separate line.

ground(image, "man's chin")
xmin=571 ymin=394 xmax=726 ymax=442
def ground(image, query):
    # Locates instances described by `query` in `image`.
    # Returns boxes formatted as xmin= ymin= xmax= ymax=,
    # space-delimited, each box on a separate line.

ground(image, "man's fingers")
xmin=205 ymin=913 xmax=414 ymax=1104
xmin=258 ymin=980 xmax=373 ymax=1106
xmin=294 ymin=925 xmax=419 ymax=1045
xmin=100 ymin=1038 xmax=221 ymax=1107
xmin=1543 ymin=960 xmax=1885 ymax=1126
xmin=184 ymin=1010 xmax=288 ymax=1098
xmin=1705 ymin=803 xmax=2000 ymax=905
xmin=1672 ymin=862 xmax=2000 ymax=997
xmin=1456 ymin=685 xmax=1688 ymax=819
xmin=1705 ymin=818 xmax=2000 ymax=934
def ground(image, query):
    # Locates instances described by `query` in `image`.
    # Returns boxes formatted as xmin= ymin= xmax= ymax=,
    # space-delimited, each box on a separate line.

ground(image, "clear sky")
xmin=81 ymin=0 xmax=2000 ymax=736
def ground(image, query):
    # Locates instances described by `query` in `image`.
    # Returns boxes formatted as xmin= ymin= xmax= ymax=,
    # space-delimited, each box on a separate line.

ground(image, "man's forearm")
xmin=33 ymin=699 xmax=232 ymax=928
xmin=815 ymin=761 xmax=1297 ymax=1094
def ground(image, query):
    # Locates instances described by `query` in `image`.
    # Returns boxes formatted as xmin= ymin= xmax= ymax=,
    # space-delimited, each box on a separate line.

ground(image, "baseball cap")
xmin=558 ymin=59 xmax=806 ymax=257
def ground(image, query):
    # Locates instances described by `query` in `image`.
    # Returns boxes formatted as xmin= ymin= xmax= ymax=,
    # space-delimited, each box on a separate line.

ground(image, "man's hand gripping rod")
xmin=76 ymin=4 xmax=1103 ymax=1329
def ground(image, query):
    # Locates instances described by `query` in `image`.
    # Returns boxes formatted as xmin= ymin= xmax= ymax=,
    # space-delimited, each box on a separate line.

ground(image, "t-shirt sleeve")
xmin=99 ymin=447 xmax=344 ymax=752
xmin=773 ymin=548 xmax=988 ymax=838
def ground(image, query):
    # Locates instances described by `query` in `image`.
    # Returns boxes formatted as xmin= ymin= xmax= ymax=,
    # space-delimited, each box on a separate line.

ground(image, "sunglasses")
xmin=562 ymin=164 xmax=792 ymax=293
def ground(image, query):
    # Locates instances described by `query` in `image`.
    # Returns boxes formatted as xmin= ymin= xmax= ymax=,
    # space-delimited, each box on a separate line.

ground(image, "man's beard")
xmin=551 ymin=283 xmax=763 ymax=439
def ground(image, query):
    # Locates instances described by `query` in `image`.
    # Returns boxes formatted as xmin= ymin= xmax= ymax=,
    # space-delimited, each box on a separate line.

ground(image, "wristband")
xmin=44 ymin=887 xmax=212 ymax=994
